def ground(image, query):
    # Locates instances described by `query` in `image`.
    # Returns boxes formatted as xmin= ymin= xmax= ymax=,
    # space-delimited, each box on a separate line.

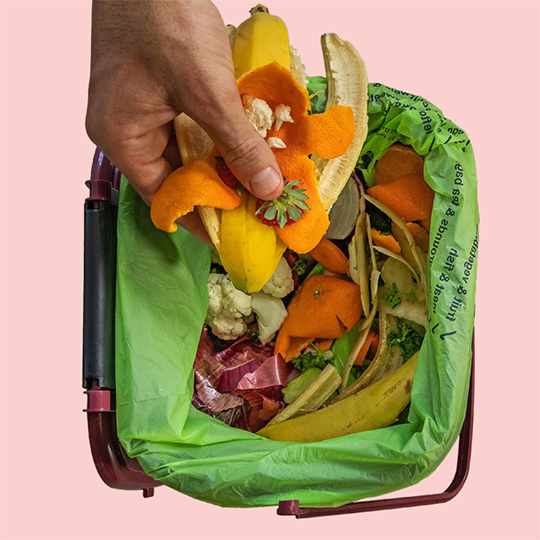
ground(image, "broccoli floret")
xmin=350 ymin=358 xmax=372 ymax=380
xmin=366 ymin=201 xmax=392 ymax=234
xmin=292 ymin=349 xmax=330 ymax=372
xmin=387 ymin=319 xmax=424 ymax=360
xmin=293 ymin=257 xmax=308 ymax=276
xmin=247 ymin=327 xmax=260 ymax=341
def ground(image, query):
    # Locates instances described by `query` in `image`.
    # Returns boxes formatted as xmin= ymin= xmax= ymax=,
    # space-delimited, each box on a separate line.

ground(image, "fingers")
xmin=217 ymin=125 xmax=284 ymax=201
xmin=88 ymin=121 xmax=173 ymax=206
xmin=162 ymin=132 xmax=183 ymax=170
xmin=191 ymin=87 xmax=284 ymax=201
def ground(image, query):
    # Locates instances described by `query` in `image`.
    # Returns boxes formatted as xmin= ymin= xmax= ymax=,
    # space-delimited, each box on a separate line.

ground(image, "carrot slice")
xmin=354 ymin=328 xmax=377 ymax=366
xmin=368 ymin=333 xmax=380 ymax=358
xmin=309 ymin=237 xmax=349 ymax=275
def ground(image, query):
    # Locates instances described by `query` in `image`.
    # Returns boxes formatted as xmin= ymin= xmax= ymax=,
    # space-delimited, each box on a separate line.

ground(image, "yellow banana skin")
xmin=257 ymin=353 xmax=418 ymax=442
xmin=219 ymin=196 xmax=287 ymax=293
xmin=218 ymin=5 xmax=291 ymax=293
xmin=232 ymin=4 xmax=291 ymax=78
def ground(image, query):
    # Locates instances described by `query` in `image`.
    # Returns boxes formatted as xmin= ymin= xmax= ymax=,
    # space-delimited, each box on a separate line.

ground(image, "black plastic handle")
xmin=82 ymin=149 xmax=118 ymax=389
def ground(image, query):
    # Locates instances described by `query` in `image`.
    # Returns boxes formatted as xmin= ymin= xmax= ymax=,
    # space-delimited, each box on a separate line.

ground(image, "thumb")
xmin=196 ymin=99 xmax=284 ymax=201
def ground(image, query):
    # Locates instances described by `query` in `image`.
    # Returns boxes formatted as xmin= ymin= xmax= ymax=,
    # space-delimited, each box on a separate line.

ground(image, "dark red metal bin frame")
xmin=83 ymin=148 xmax=474 ymax=517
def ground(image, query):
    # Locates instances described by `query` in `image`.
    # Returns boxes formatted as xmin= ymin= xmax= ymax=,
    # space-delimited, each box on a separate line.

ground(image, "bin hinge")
xmin=85 ymin=179 xmax=119 ymax=205
xmin=84 ymin=381 xmax=113 ymax=412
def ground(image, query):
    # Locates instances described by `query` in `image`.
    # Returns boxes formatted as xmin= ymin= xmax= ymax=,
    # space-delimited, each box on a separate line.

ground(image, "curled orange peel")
xmin=150 ymin=62 xmax=355 ymax=253
xmin=371 ymin=229 xmax=402 ymax=253
xmin=150 ymin=157 xmax=243 ymax=233
xmin=274 ymin=274 xmax=363 ymax=362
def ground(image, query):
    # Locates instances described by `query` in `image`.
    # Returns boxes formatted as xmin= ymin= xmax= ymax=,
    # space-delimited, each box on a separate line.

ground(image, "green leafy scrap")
xmin=291 ymin=348 xmax=330 ymax=372
xmin=366 ymin=201 xmax=393 ymax=234
xmin=387 ymin=319 xmax=424 ymax=360
xmin=383 ymin=283 xmax=402 ymax=308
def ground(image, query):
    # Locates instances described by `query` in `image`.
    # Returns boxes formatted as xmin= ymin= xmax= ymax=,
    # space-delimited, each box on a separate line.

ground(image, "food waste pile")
xmin=150 ymin=5 xmax=433 ymax=443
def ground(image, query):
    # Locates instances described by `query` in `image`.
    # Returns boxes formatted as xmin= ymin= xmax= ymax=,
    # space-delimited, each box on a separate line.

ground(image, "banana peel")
xmin=334 ymin=311 xmax=404 ymax=402
xmin=232 ymin=4 xmax=291 ymax=77
xmin=313 ymin=33 xmax=369 ymax=213
xmin=257 ymin=352 xmax=417 ymax=442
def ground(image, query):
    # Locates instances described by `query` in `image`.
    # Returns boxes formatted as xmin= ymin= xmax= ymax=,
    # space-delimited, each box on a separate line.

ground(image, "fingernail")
xmin=250 ymin=167 xmax=282 ymax=199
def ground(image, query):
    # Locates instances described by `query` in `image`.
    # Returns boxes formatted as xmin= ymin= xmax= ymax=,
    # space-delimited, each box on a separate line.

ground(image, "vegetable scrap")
xmin=371 ymin=228 xmax=401 ymax=253
xmin=193 ymin=138 xmax=434 ymax=437
xmin=309 ymin=237 xmax=349 ymax=275
xmin=354 ymin=328 xmax=377 ymax=366
xmin=193 ymin=335 xmax=289 ymax=432
xmin=405 ymin=222 xmax=430 ymax=253
xmin=193 ymin=138 xmax=433 ymax=436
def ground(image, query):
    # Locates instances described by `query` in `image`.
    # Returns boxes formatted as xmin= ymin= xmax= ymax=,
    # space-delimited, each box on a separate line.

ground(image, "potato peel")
xmin=335 ymin=312 xmax=404 ymax=402
xmin=341 ymin=204 xmax=380 ymax=391
xmin=373 ymin=245 xmax=420 ymax=284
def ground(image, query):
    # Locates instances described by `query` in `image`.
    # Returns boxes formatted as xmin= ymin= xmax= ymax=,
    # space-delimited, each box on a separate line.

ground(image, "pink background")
xmin=1 ymin=0 xmax=539 ymax=539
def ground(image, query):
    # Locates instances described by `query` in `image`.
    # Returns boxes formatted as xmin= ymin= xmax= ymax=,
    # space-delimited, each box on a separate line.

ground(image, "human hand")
xmin=86 ymin=0 xmax=284 ymax=243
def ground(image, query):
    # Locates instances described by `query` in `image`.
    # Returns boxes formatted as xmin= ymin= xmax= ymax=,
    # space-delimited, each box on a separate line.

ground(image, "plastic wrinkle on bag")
xmin=114 ymin=80 xmax=478 ymax=508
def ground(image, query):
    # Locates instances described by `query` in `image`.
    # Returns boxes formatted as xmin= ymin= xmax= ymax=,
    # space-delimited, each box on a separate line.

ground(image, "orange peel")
xmin=150 ymin=157 xmax=242 ymax=233
xmin=366 ymin=173 xmax=434 ymax=223
xmin=150 ymin=62 xmax=355 ymax=254
xmin=371 ymin=229 xmax=401 ymax=253
xmin=274 ymin=274 xmax=362 ymax=362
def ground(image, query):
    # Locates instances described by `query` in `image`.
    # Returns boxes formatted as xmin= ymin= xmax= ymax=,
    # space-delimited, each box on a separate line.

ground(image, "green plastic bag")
xmin=115 ymin=80 xmax=478 ymax=508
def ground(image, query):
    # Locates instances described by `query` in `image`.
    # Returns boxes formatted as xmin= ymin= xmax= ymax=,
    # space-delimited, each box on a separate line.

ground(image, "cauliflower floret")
xmin=242 ymin=95 xmax=274 ymax=137
xmin=205 ymin=315 xmax=248 ymax=342
xmin=267 ymin=137 xmax=286 ymax=149
xmin=262 ymin=257 xmax=294 ymax=298
xmin=251 ymin=292 xmax=288 ymax=344
xmin=206 ymin=273 xmax=252 ymax=340
xmin=274 ymin=104 xmax=294 ymax=130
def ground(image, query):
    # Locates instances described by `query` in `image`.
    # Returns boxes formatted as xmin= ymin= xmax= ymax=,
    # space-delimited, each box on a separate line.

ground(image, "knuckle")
xmin=85 ymin=106 xmax=114 ymax=147
xmin=85 ymin=111 xmax=100 ymax=144
xmin=223 ymin=137 xmax=265 ymax=169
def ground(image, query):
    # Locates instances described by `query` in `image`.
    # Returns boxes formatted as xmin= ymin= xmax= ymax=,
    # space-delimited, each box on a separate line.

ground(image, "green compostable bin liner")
xmin=114 ymin=79 xmax=478 ymax=508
